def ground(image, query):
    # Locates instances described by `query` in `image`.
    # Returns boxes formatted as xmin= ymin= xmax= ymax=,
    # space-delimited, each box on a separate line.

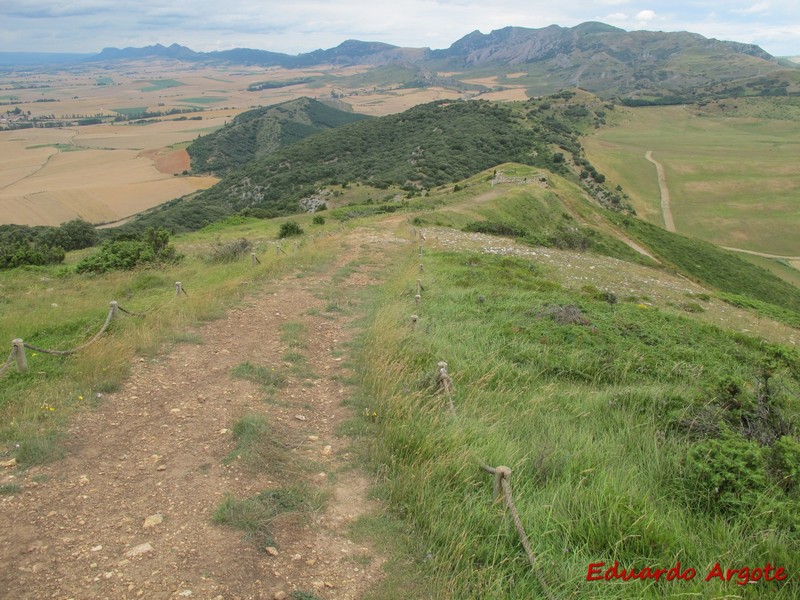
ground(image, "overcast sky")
xmin=1 ymin=0 xmax=798 ymax=57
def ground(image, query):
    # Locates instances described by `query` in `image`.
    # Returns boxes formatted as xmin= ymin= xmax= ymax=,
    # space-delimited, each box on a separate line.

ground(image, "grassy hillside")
xmin=2 ymin=178 xmax=799 ymax=597
xmin=583 ymin=99 xmax=800 ymax=256
xmin=356 ymin=244 xmax=800 ymax=598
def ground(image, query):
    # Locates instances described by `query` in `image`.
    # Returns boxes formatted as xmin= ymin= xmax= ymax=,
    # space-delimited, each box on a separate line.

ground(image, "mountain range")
xmin=3 ymin=23 xmax=797 ymax=101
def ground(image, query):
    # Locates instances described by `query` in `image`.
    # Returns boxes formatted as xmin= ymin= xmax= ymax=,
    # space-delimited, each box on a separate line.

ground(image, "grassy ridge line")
xmin=0 ymin=218 xmax=342 ymax=466
xmin=607 ymin=213 xmax=800 ymax=315
xmin=408 ymin=163 xmax=800 ymax=320
xmin=355 ymin=243 xmax=800 ymax=598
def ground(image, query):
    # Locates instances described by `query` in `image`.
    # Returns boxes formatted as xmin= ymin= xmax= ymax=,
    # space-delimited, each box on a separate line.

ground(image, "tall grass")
xmin=354 ymin=248 xmax=800 ymax=598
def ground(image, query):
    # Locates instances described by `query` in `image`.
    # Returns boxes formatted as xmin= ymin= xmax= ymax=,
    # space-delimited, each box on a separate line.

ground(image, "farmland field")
xmin=583 ymin=99 xmax=800 ymax=256
xmin=0 ymin=59 xmax=530 ymax=226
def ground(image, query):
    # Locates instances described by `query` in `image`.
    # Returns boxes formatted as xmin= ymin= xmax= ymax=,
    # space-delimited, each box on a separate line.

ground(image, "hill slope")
xmin=187 ymin=97 xmax=369 ymax=175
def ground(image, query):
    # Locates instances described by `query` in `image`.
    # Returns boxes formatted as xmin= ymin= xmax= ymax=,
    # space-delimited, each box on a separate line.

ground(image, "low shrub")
xmin=76 ymin=227 xmax=180 ymax=274
xmin=278 ymin=221 xmax=304 ymax=238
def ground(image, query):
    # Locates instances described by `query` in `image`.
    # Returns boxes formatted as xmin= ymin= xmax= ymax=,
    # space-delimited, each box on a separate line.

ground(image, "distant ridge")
xmin=5 ymin=22 xmax=796 ymax=101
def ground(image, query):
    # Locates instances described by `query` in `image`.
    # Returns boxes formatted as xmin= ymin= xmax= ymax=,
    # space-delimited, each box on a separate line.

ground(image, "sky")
xmin=1 ymin=0 xmax=798 ymax=57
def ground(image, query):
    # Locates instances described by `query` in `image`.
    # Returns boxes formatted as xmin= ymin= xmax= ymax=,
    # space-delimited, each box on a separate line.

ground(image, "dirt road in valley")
xmin=0 ymin=227 xmax=406 ymax=600
xmin=645 ymin=150 xmax=676 ymax=233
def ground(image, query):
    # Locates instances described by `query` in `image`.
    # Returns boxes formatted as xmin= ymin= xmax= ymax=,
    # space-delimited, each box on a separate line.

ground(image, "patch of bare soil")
xmin=141 ymin=148 xmax=191 ymax=175
xmin=0 ymin=228 xmax=404 ymax=599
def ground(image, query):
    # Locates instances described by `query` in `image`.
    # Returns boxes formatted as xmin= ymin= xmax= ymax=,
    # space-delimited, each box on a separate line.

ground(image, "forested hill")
xmin=130 ymin=97 xmax=590 ymax=232
xmin=187 ymin=98 xmax=369 ymax=175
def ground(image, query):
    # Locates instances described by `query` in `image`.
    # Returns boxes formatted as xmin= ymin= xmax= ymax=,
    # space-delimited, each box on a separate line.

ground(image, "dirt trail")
xmin=645 ymin=150 xmax=676 ymax=232
xmin=721 ymin=246 xmax=800 ymax=261
xmin=1 ymin=227 xmax=406 ymax=599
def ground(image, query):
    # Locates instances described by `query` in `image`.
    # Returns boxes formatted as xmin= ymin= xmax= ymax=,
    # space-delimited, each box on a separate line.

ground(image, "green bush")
xmin=684 ymin=434 xmax=768 ymax=516
xmin=770 ymin=436 xmax=800 ymax=492
xmin=463 ymin=220 xmax=526 ymax=238
xmin=278 ymin=221 xmax=304 ymax=238
xmin=312 ymin=215 xmax=325 ymax=225
xmin=0 ymin=243 xmax=65 ymax=269
xmin=76 ymin=227 xmax=180 ymax=274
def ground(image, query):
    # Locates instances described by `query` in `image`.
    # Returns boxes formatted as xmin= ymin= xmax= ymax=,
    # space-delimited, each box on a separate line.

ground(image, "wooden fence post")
xmin=175 ymin=282 xmax=183 ymax=296
xmin=12 ymin=339 xmax=27 ymax=374
xmin=109 ymin=301 xmax=119 ymax=319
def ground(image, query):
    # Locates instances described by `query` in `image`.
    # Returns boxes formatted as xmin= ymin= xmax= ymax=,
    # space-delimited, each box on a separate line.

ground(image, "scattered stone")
xmin=90 ymin=545 xmax=103 ymax=552
xmin=219 ymin=429 xmax=229 ymax=435
xmin=265 ymin=547 xmax=279 ymax=556
xmin=143 ymin=514 xmax=163 ymax=529
xmin=178 ymin=591 xmax=192 ymax=597
xmin=124 ymin=542 xmax=153 ymax=558
xmin=156 ymin=465 xmax=166 ymax=471
xmin=0 ymin=458 xmax=16 ymax=469
xmin=273 ymin=592 xmax=287 ymax=600
xmin=307 ymin=435 xmax=319 ymax=441
xmin=321 ymin=445 xmax=332 ymax=456
xmin=294 ymin=415 xmax=307 ymax=421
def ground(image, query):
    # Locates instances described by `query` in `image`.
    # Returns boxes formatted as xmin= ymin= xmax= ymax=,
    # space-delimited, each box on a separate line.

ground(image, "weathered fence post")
xmin=12 ymin=339 xmax=27 ymax=374
xmin=419 ymin=263 xmax=424 ymax=273
xmin=251 ymin=252 xmax=260 ymax=266
xmin=109 ymin=301 xmax=119 ymax=319
xmin=416 ymin=279 xmax=422 ymax=295
xmin=411 ymin=314 xmax=418 ymax=330
xmin=493 ymin=466 xmax=512 ymax=502
xmin=415 ymin=294 xmax=421 ymax=305
xmin=418 ymin=244 xmax=424 ymax=257
xmin=293 ymin=241 xmax=299 ymax=254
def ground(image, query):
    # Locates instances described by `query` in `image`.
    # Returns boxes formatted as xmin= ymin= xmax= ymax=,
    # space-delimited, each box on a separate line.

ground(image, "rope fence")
xmin=1 ymin=229 xmax=327 ymax=381
xmin=482 ymin=465 xmax=556 ymax=600
xmin=410 ymin=227 xmax=555 ymax=599
xmin=0 ymin=281 xmax=190 ymax=380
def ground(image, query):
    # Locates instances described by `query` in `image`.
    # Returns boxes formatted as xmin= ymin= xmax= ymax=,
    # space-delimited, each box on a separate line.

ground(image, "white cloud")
xmin=732 ymin=2 xmax=770 ymax=15
xmin=635 ymin=9 xmax=657 ymax=21
xmin=1 ymin=0 xmax=798 ymax=56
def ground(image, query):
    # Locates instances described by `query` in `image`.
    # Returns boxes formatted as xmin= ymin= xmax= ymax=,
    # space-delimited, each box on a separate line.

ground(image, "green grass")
xmin=353 ymin=248 xmax=800 ymax=599
xmin=222 ymin=413 xmax=290 ymax=472
xmin=607 ymin=213 xmax=800 ymax=315
xmin=280 ymin=322 xmax=307 ymax=349
xmin=212 ymin=486 xmax=314 ymax=549
xmin=180 ymin=96 xmax=227 ymax=104
xmin=139 ymin=79 xmax=184 ymax=92
xmin=0 ymin=483 xmax=21 ymax=495
xmin=231 ymin=362 xmax=287 ymax=391
xmin=112 ymin=107 xmax=148 ymax=116
xmin=583 ymin=102 xmax=800 ymax=256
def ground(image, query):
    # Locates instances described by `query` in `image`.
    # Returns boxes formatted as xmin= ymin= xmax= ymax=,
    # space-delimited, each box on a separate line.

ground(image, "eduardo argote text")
xmin=587 ymin=561 xmax=788 ymax=586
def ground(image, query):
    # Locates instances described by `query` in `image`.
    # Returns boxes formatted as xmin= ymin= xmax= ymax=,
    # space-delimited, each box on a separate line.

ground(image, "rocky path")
xmin=1 ymin=227 xmax=406 ymax=600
